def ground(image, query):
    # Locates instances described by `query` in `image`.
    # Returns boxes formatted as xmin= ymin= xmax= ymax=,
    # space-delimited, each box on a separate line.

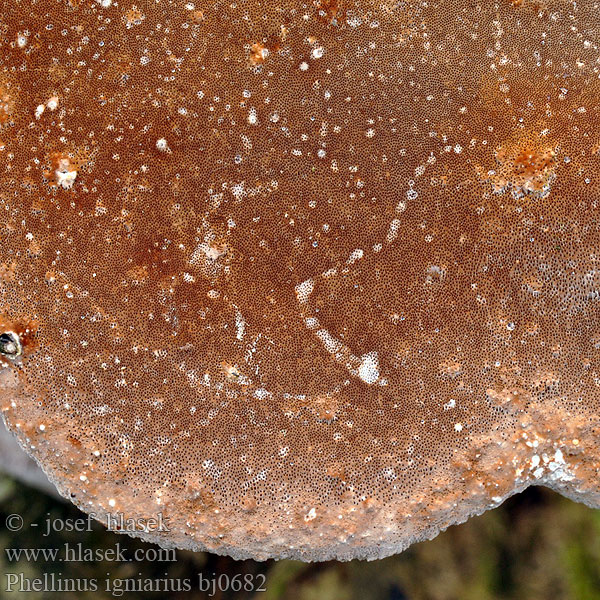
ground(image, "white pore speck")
xmin=46 ymin=96 xmax=59 ymax=111
xmin=17 ymin=34 xmax=27 ymax=48
xmin=299 ymin=61 xmax=309 ymax=71
xmin=365 ymin=128 xmax=375 ymax=138
xmin=156 ymin=138 xmax=168 ymax=152
xmin=304 ymin=507 xmax=317 ymax=522
xmin=443 ymin=398 xmax=456 ymax=410
xmin=247 ymin=108 xmax=258 ymax=125
xmin=39 ymin=424 xmax=45 ymax=431
xmin=317 ymin=149 xmax=326 ymax=158
xmin=311 ymin=46 xmax=324 ymax=59
xmin=96 ymin=0 xmax=112 ymax=7
xmin=34 ymin=104 xmax=45 ymax=119
xmin=358 ymin=351 xmax=379 ymax=385
xmin=454 ymin=422 xmax=463 ymax=432
xmin=56 ymin=168 xmax=77 ymax=190
xmin=108 ymin=498 xmax=116 ymax=507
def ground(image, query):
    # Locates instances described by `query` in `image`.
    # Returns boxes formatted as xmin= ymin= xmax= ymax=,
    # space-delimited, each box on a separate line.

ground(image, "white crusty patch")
xmin=234 ymin=307 xmax=246 ymax=341
xmin=56 ymin=168 xmax=77 ymax=190
xmin=295 ymin=278 xmax=314 ymax=304
xmin=190 ymin=242 xmax=226 ymax=265
xmin=347 ymin=248 xmax=364 ymax=264
xmin=358 ymin=351 xmax=380 ymax=385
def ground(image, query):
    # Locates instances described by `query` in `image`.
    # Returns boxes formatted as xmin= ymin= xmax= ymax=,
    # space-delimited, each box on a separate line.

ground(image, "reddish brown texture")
xmin=0 ymin=85 xmax=15 ymax=125
xmin=0 ymin=0 xmax=599 ymax=561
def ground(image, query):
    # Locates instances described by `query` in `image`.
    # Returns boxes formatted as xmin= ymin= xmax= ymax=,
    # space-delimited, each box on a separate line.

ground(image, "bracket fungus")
xmin=1 ymin=0 xmax=600 ymax=562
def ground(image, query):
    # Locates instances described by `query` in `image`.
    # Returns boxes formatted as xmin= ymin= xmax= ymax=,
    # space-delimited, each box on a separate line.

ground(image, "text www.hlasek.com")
xmin=5 ymin=542 xmax=175 ymax=563
xmin=4 ymin=542 xmax=268 ymax=596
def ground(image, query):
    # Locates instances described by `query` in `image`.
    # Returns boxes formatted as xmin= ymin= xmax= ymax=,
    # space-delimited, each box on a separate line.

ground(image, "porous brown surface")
xmin=1 ymin=0 xmax=600 ymax=561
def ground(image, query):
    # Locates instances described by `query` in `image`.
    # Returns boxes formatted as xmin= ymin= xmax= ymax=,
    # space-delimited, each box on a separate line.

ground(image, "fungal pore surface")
xmin=1 ymin=0 xmax=600 ymax=561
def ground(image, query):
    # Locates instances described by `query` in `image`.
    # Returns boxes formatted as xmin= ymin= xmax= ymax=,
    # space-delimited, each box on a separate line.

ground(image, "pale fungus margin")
xmin=0 ymin=0 xmax=600 ymax=562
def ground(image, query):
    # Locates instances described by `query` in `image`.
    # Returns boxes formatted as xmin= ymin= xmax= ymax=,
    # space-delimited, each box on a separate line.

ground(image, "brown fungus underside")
xmin=0 ymin=0 xmax=600 ymax=562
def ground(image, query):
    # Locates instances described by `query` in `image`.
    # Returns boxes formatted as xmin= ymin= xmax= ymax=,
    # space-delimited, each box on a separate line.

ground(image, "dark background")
xmin=1 ymin=475 xmax=599 ymax=600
